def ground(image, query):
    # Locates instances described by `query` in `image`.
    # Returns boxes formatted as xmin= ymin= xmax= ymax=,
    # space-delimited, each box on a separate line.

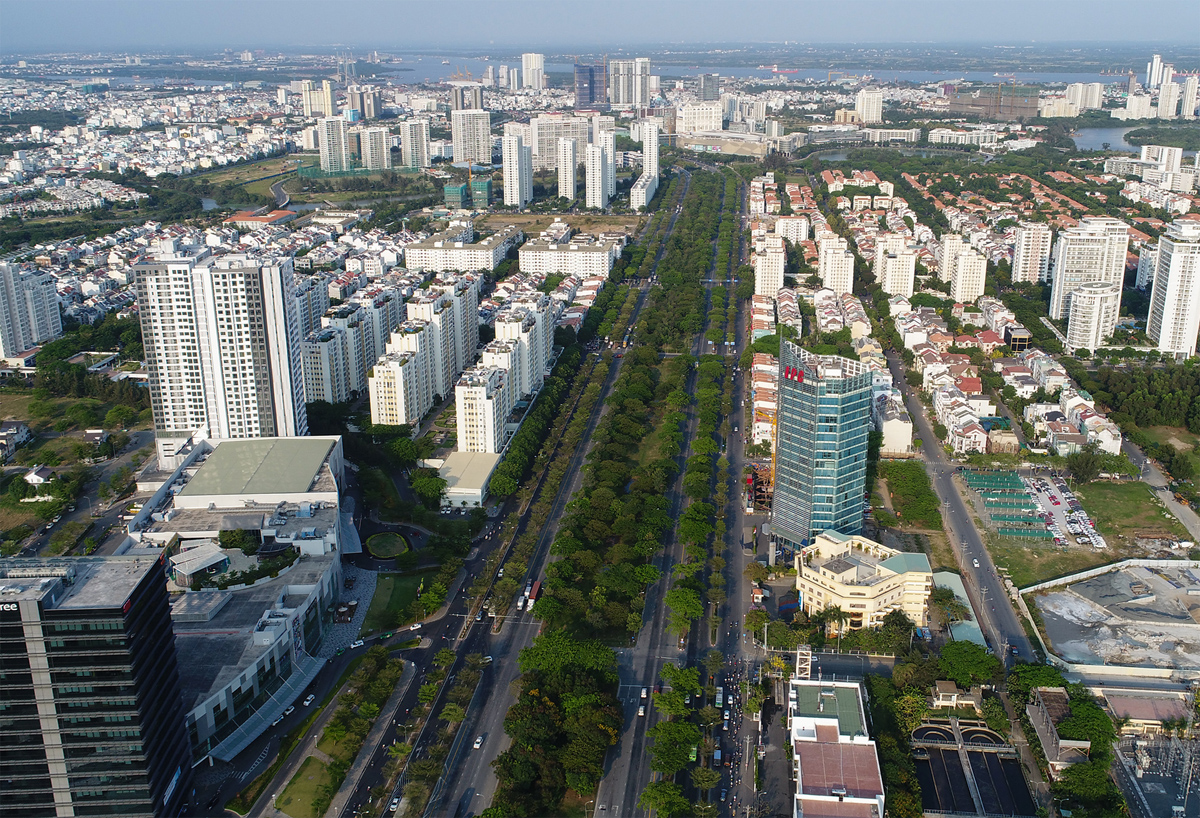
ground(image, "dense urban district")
xmin=3 ymin=41 xmax=1200 ymax=818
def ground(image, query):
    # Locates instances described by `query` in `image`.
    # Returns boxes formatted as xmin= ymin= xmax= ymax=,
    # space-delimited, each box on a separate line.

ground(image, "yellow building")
xmin=795 ymin=530 xmax=933 ymax=630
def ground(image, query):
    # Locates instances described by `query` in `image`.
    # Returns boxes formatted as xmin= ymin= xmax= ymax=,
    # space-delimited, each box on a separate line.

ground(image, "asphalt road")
xmin=884 ymin=351 xmax=1033 ymax=664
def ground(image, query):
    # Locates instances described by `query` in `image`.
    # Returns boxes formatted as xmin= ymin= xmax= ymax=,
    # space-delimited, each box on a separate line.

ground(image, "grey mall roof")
xmin=179 ymin=438 xmax=335 ymax=497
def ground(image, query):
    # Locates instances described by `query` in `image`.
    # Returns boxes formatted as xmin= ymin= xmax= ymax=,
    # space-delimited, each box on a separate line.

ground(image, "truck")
xmin=715 ymin=686 xmax=724 ymax=707
xmin=529 ymin=580 xmax=542 ymax=603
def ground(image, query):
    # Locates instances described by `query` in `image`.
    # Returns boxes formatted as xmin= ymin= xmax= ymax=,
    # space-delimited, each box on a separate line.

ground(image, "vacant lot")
xmin=275 ymin=756 xmax=333 ymax=818
xmin=475 ymin=212 xmax=643 ymax=235
xmin=985 ymin=533 xmax=1136 ymax=588
xmin=360 ymin=571 xmax=430 ymax=636
xmin=1076 ymin=481 xmax=1188 ymax=541
xmin=200 ymin=155 xmax=299 ymax=186
xmin=1142 ymin=426 xmax=1200 ymax=475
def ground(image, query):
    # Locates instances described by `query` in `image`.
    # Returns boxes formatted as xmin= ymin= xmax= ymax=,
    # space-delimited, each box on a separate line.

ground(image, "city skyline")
xmin=3 ymin=0 xmax=1199 ymax=51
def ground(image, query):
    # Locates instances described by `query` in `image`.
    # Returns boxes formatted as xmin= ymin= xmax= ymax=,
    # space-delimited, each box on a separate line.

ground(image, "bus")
xmin=715 ymin=686 xmax=724 ymax=707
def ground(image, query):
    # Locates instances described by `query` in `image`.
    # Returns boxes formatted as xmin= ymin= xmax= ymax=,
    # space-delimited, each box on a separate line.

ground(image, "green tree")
xmin=1066 ymin=444 xmax=1102 ymax=484
xmin=638 ymin=781 xmax=691 ymax=817
xmin=647 ymin=720 xmax=702 ymax=775
xmin=938 ymin=641 xmax=1001 ymax=687
xmin=894 ymin=688 xmax=930 ymax=734
xmin=660 ymin=663 xmax=701 ymax=696
xmin=440 ymin=703 xmax=466 ymax=723
xmin=691 ymin=765 xmax=721 ymax=792
xmin=664 ymin=586 xmax=703 ymax=635
xmin=744 ymin=608 xmax=768 ymax=636
xmin=434 ymin=648 xmax=457 ymax=668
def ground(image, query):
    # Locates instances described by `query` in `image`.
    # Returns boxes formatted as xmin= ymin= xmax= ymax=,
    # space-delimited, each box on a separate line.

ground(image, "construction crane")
xmin=449 ymin=66 xmax=474 ymax=81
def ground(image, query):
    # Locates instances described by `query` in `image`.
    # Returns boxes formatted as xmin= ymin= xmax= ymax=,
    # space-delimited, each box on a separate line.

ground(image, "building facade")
xmin=950 ymin=248 xmax=987 ymax=304
xmin=1049 ymin=216 xmax=1129 ymax=321
xmin=1012 ymin=222 xmax=1053 ymax=284
xmin=855 ymin=87 xmax=884 ymax=123
xmin=1065 ymin=281 xmax=1121 ymax=353
xmin=557 ymin=137 xmax=577 ymax=201
xmin=817 ymin=236 xmax=854 ymax=295
xmin=317 ymin=117 xmax=350 ymax=173
xmin=502 ymin=134 xmax=533 ymax=208
xmin=399 ymin=119 xmax=431 ymax=169
xmin=0 ymin=264 xmax=62 ymax=358
xmin=450 ymin=109 xmax=492 ymax=166
xmin=1147 ymin=219 xmax=1200 ymax=359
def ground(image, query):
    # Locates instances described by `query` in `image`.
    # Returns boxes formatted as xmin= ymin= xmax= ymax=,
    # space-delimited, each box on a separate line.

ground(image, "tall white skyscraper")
xmin=0 ymin=264 xmax=61 ymax=357
xmin=937 ymin=233 xmax=966 ymax=283
xmin=641 ymin=120 xmax=659 ymax=177
xmin=585 ymin=144 xmax=608 ymax=209
xmin=818 ymin=236 xmax=855 ymax=296
xmin=855 ymin=87 xmax=884 ymax=123
xmin=753 ymin=235 xmax=787 ymax=297
xmin=1159 ymin=81 xmax=1181 ymax=119
xmin=134 ymin=248 xmax=308 ymax=466
xmin=874 ymin=234 xmax=916 ymax=299
xmin=599 ymin=129 xmax=616 ymax=198
xmin=1147 ymin=219 xmax=1200 ymax=359
xmin=609 ymin=58 xmax=651 ymax=106
xmin=556 ymin=137 xmax=577 ymax=201
xmin=1065 ymin=282 xmax=1121 ymax=353
xmin=502 ymin=134 xmax=533 ymax=208
xmin=318 ymin=117 xmax=350 ymax=172
xmin=1011 ymin=222 xmax=1054 ymax=284
xmin=521 ymin=53 xmax=545 ymax=89
xmin=399 ymin=119 xmax=431 ymax=169
xmin=360 ymin=127 xmax=392 ymax=170
xmin=1065 ymin=82 xmax=1104 ymax=111
xmin=1147 ymin=54 xmax=1164 ymax=89
xmin=1048 ymin=216 xmax=1130 ymax=321
xmin=1181 ymin=76 xmax=1199 ymax=120
xmin=950 ymin=249 xmax=987 ymax=304
xmin=301 ymin=80 xmax=336 ymax=118
xmin=451 ymin=109 xmax=492 ymax=165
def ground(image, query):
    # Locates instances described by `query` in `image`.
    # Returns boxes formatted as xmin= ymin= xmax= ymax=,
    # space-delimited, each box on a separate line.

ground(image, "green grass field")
xmin=1142 ymin=426 xmax=1200 ymax=475
xmin=360 ymin=572 xmax=430 ymax=636
xmin=985 ymin=535 xmax=1126 ymax=588
xmin=366 ymin=532 xmax=408 ymax=558
xmin=1076 ymin=481 xmax=1188 ymax=541
xmin=275 ymin=756 xmax=333 ymax=818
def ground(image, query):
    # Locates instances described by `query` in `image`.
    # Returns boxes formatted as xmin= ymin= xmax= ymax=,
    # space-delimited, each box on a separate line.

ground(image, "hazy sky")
xmin=2 ymin=0 xmax=1195 ymax=52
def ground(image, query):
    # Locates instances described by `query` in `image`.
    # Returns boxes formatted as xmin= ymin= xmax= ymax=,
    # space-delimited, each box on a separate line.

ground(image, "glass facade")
xmin=771 ymin=342 xmax=873 ymax=549
xmin=0 ymin=558 xmax=192 ymax=817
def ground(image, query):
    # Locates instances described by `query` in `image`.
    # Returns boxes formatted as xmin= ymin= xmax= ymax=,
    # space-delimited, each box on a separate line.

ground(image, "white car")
xmin=641 ymin=687 xmax=648 ymax=699
xmin=473 ymin=735 xmax=484 ymax=750
xmin=303 ymin=694 xmax=315 ymax=706
xmin=972 ymin=559 xmax=980 ymax=568
xmin=350 ymin=639 xmax=364 ymax=649
xmin=389 ymin=797 xmax=400 ymax=812
xmin=638 ymin=705 xmax=646 ymax=717
xmin=410 ymin=623 xmax=422 ymax=631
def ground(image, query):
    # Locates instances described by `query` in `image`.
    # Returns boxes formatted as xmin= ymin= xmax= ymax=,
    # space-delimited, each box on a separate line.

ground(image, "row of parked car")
xmin=1027 ymin=476 xmax=1107 ymax=549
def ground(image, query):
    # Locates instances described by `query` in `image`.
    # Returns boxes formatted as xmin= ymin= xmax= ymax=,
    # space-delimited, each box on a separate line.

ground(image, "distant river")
xmin=1072 ymin=126 xmax=1199 ymax=156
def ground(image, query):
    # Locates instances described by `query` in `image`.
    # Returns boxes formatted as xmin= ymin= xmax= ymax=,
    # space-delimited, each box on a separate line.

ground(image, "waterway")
xmin=1072 ymin=126 xmax=1199 ymax=156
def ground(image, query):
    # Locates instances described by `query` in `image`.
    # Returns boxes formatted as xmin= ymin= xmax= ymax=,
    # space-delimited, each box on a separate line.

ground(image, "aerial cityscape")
xmin=3 ymin=3 xmax=1200 ymax=818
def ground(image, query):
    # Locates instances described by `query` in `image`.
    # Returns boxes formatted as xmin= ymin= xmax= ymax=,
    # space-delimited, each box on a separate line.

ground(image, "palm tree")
xmin=823 ymin=605 xmax=850 ymax=652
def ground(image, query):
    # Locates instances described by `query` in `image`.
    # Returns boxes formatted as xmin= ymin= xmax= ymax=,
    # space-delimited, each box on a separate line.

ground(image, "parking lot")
xmin=1023 ymin=475 xmax=1107 ymax=550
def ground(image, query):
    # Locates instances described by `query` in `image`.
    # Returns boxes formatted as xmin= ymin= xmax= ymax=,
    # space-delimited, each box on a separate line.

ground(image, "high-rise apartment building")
xmin=630 ymin=121 xmax=659 ymax=210
xmin=1065 ymin=281 xmax=1121 ymax=352
xmin=855 ymin=87 xmax=884 ymax=123
xmin=451 ymin=109 xmax=492 ymax=166
xmin=585 ymin=143 xmax=608 ymax=209
xmin=449 ymin=83 xmax=483 ymax=111
xmin=950 ymin=248 xmax=987 ymax=304
xmin=1065 ymin=82 xmax=1104 ymax=111
xmin=753 ymin=235 xmax=786 ymax=298
xmin=1147 ymin=54 xmax=1164 ymax=89
xmin=530 ymin=113 xmax=590 ymax=170
xmin=300 ymin=80 xmax=336 ymax=118
xmin=455 ymin=366 xmax=511 ymax=453
xmin=573 ymin=60 xmax=607 ymax=108
xmin=134 ymin=246 xmax=307 ymax=466
xmin=874 ymin=234 xmax=916 ymax=299
xmin=1012 ymin=222 xmax=1054 ymax=284
xmin=502 ymin=134 xmax=533 ymax=208
xmin=771 ymin=344 xmax=873 ymax=548
xmin=521 ymin=53 xmax=545 ymax=90
xmin=679 ymin=102 xmax=724 ymax=133
xmin=399 ymin=119 xmax=431 ymax=169
xmin=1048 ymin=216 xmax=1129 ymax=321
xmin=1136 ymin=243 xmax=1159 ymax=290
xmin=345 ymin=84 xmax=380 ymax=119
xmin=599 ymin=129 xmax=616 ymax=197
xmin=699 ymin=73 xmax=721 ymax=102
xmin=609 ymin=58 xmax=651 ymax=107
xmin=1141 ymin=144 xmax=1183 ymax=173
xmin=557 ymin=137 xmax=577 ymax=201
xmin=818 ymin=236 xmax=854 ymax=295
xmin=0 ymin=264 xmax=62 ymax=358
xmin=1147 ymin=219 xmax=1200 ymax=359
xmin=0 ymin=556 xmax=192 ymax=818
xmin=1181 ymin=76 xmax=1199 ymax=120
xmin=318 ymin=117 xmax=350 ymax=172
xmin=937 ymin=233 xmax=966 ymax=282
xmin=360 ymin=127 xmax=392 ymax=170
xmin=1158 ymin=81 xmax=1181 ymax=119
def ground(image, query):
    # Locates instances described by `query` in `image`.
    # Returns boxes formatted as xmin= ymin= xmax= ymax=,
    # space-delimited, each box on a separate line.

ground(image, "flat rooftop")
xmin=0 ymin=557 xmax=160 ymax=610
xmin=795 ymin=741 xmax=884 ymax=799
xmin=441 ymin=450 xmax=501 ymax=494
xmin=180 ymin=438 xmax=336 ymax=497
xmin=791 ymin=683 xmax=865 ymax=738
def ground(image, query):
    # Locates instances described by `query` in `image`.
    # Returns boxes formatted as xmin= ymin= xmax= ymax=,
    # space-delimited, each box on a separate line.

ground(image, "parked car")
xmin=350 ymin=639 xmax=364 ymax=649
xmin=303 ymin=694 xmax=315 ymax=706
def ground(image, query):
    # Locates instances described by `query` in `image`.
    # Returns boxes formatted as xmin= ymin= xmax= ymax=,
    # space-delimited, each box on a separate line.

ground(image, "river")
xmin=1072 ymin=126 xmax=1199 ymax=156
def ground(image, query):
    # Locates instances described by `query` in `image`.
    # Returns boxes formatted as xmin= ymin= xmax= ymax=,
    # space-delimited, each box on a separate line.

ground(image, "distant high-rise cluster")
xmin=451 ymin=109 xmax=493 ymax=165
xmin=609 ymin=57 xmax=651 ymax=106
xmin=0 ymin=263 xmax=62 ymax=358
xmin=521 ymin=52 xmax=545 ymax=90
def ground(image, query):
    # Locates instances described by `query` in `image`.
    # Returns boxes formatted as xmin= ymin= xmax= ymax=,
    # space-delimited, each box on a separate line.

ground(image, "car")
xmin=284 ymin=705 xmax=295 ymax=716
xmin=410 ymin=623 xmax=422 ymax=630
xmin=271 ymin=715 xmax=284 ymax=727
xmin=482 ymin=655 xmax=494 ymax=664
xmin=497 ymin=568 xmax=504 ymax=578
xmin=350 ymin=639 xmax=364 ymax=649
xmin=972 ymin=559 xmax=980 ymax=568
xmin=473 ymin=735 xmax=484 ymax=750
xmin=723 ymin=719 xmax=729 ymax=731
xmin=721 ymin=789 xmax=728 ymax=802
xmin=1011 ymin=646 xmax=1020 ymax=656
xmin=684 ymin=694 xmax=692 ymax=705
xmin=727 ymin=694 xmax=733 ymax=706
xmin=303 ymin=694 xmax=315 ymax=707
xmin=476 ymin=611 xmax=483 ymax=621
xmin=641 ymin=687 xmax=648 ymax=699
xmin=638 ymin=706 xmax=646 ymax=717
xmin=381 ymin=632 xmax=393 ymax=639
xmin=724 ymin=709 xmax=731 ymax=720
xmin=389 ymin=797 xmax=400 ymax=812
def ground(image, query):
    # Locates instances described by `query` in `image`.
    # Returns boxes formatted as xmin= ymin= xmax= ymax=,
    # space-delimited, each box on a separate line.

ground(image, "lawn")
xmin=984 ymin=535 xmax=1127 ymax=589
xmin=1141 ymin=426 xmax=1200 ymax=475
xmin=1075 ymin=481 xmax=1188 ymax=541
xmin=275 ymin=756 xmax=334 ymax=818
xmin=366 ymin=532 xmax=408 ymax=558
xmin=199 ymin=155 xmax=298 ymax=186
xmin=360 ymin=572 xmax=430 ymax=636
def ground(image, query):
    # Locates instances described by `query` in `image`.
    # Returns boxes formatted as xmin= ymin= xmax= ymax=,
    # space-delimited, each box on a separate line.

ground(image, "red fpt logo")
xmin=783 ymin=366 xmax=805 ymax=383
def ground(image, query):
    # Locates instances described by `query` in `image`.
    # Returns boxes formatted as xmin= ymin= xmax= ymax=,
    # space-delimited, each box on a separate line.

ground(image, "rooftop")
xmin=179 ymin=438 xmax=337 ymax=497
xmin=0 ymin=556 xmax=161 ymax=610
xmin=795 ymin=742 xmax=884 ymax=800
xmin=790 ymin=682 xmax=865 ymax=738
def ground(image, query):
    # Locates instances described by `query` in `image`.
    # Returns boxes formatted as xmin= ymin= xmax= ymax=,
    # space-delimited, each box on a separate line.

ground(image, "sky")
xmin=2 ymin=0 xmax=1195 ymax=52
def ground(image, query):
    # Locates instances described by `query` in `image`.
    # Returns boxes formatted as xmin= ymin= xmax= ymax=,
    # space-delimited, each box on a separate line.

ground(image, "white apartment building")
xmin=1048 ymin=217 xmax=1129 ymax=321
xmin=775 ymin=216 xmax=809 ymax=243
xmin=293 ymin=275 xmax=331 ymax=337
xmin=609 ymin=58 xmax=651 ymax=107
xmin=0 ymin=264 xmax=62 ymax=358
xmin=1136 ymin=243 xmax=1159 ymax=290
xmin=530 ymin=114 xmax=589 ymax=171
xmin=937 ymin=233 xmax=966 ymax=282
xmin=432 ymin=275 xmax=480 ymax=376
xmin=557 ymin=137 xmax=577 ymax=201
xmin=455 ymin=366 xmax=511 ymax=453
xmin=369 ymin=347 xmax=427 ymax=425
xmin=754 ymin=234 xmax=787 ymax=298
xmin=521 ymin=53 xmax=545 ymax=90
xmin=1065 ymin=281 xmax=1122 ymax=352
xmin=495 ymin=300 xmax=551 ymax=398
xmin=406 ymin=292 xmax=457 ymax=399
xmin=302 ymin=328 xmax=352 ymax=404
xmin=301 ymin=80 xmax=335 ymax=118
xmin=855 ymin=87 xmax=884 ymax=123
xmin=1065 ymin=82 xmax=1105 ymax=111
xmin=502 ymin=134 xmax=533 ymax=208
xmin=133 ymin=246 xmax=308 ymax=467
xmin=631 ymin=121 xmax=659 ymax=210
xmin=1012 ymin=222 xmax=1053 ymax=284
xmin=399 ymin=119 xmax=431 ymax=169
xmin=875 ymin=234 xmax=916 ymax=299
xmin=950 ymin=248 xmax=987 ymax=304
xmin=928 ymin=128 xmax=1000 ymax=146
xmin=318 ymin=117 xmax=350 ymax=173
xmin=321 ymin=304 xmax=368 ymax=393
xmin=1159 ymin=81 xmax=1181 ymax=119
xmin=519 ymin=236 xmax=621 ymax=278
xmin=679 ymin=102 xmax=724 ymax=133
xmin=1147 ymin=219 xmax=1200 ymax=359
xmin=403 ymin=223 xmax=523 ymax=273
xmin=451 ymin=109 xmax=492 ymax=166
xmin=818 ymin=236 xmax=854 ymax=296
xmin=1142 ymin=144 xmax=1183 ymax=174
xmin=360 ymin=127 xmax=392 ymax=171
xmin=600 ymin=130 xmax=616 ymax=198
xmin=585 ymin=143 xmax=608 ymax=209
xmin=1182 ymin=76 xmax=1199 ymax=120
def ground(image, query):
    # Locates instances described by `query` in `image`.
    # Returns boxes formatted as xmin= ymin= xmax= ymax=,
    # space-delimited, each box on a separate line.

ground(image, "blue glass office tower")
xmin=771 ymin=342 xmax=873 ymax=548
